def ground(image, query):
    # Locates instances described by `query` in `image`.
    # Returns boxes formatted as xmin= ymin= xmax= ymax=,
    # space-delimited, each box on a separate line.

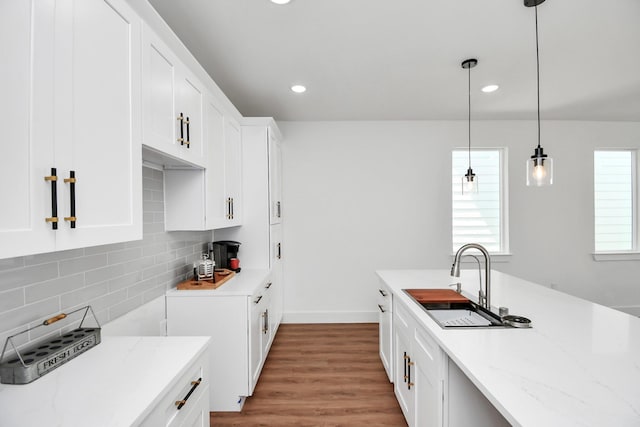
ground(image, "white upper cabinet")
xmin=0 ymin=0 xmax=142 ymax=259
xmin=204 ymin=98 xmax=227 ymax=229
xmin=0 ymin=0 xmax=55 ymax=258
xmin=268 ymin=131 xmax=283 ymax=225
xmin=142 ymin=26 xmax=205 ymax=167
xmin=224 ymin=118 xmax=243 ymax=227
xmin=54 ymin=0 xmax=142 ymax=251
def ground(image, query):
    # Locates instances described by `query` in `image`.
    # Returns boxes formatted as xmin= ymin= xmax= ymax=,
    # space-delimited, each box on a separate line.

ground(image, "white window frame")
xmin=593 ymin=149 xmax=640 ymax=261
xmin=451 ymin=147 xmax=510 ymax=261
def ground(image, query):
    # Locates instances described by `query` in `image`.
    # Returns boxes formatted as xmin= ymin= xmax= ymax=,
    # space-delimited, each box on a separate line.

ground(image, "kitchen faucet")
xmin=451 ymin=243 xmax=491 ymax=310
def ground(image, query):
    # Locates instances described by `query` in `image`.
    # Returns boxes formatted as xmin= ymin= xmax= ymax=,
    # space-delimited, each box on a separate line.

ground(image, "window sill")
xmin=592 ymin=252 xmax=640 ymax=262
xmin=449 ymin=253 xmax=512 ymax=263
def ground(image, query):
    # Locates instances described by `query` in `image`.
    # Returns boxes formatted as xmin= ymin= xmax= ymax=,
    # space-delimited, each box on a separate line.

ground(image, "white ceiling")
xmin=148 ymin=0 xmax=640 ymax=122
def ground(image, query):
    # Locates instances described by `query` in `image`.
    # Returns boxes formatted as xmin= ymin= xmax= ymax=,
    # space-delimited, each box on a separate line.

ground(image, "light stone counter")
xmin=0 ymin=336 xmax=210 ymax=427
xmin=376 ymin=269 xmax=640 ymax=427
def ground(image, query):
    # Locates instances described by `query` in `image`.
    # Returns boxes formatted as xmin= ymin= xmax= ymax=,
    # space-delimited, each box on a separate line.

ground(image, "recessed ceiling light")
xmin=291 ymin=85 xmax=306 ymax=93
xmin=481 ymin=84 xmax=499 ymax=93
xmin=270 ymin=0 xmax=291 ymax=4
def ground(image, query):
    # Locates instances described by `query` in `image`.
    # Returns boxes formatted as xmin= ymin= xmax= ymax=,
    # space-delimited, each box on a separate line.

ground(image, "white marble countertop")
xmin=376 ymin=269 xmax=640 ymax=427
xmin=166 ymin=268 xmax=270 ymax=297
xmin=0 ymin=336 xmax=210 ymax=427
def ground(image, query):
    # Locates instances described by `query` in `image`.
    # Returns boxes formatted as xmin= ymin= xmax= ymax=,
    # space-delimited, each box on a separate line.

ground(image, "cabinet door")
xmin=0 ymin=0 xmax=55 ymax=258
xmin=204 ymin=98 xmax=227 ymax=229
xmin=268 ymin=133 xmax=282 ymax=225
xmin=249 ymin=292 xmax=265 ymax=392
xmin=224 ymin=118 xmax=242 ymax=226
xmin=176 ymin=68 xmax=205 ymax=167
xmin=394 ymin=325 xmax=415 ymax=426
xmin=54 ymin=0 xmax=142 ymax=250
xmin=413 ymin=327 xmax=443 ymax=427
xmin=142 ymin=26 xmax=177 ymax=156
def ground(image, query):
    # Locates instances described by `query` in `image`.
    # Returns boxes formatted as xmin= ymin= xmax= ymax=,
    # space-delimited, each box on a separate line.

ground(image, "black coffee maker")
xmin=208 ymin=241 xmax=241 ymax=272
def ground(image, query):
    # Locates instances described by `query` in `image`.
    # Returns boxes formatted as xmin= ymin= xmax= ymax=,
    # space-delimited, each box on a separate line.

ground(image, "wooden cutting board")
xmin=405 ymin=289 xmax=469 ymax=304
xmin=177 ymin=269 xmax=235 ymax=290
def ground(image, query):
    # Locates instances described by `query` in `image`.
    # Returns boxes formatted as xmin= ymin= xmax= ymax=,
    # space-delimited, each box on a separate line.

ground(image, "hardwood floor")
xmin=211 ymin=323 xmax=407 ymax=426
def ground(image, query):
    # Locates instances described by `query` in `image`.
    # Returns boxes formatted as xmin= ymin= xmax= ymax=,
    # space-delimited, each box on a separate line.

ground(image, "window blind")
xmin=452 ymin=150 xmax=502 ymax=253
xmin=594 ymin=150 xmax=635 ymax=251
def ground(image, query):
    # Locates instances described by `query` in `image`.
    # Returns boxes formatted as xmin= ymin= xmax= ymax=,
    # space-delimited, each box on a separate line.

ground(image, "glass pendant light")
xmin=461 ymin=58 xmax=478 ymax=194
xmin=525 ymin=0 xmax=553 ymax=186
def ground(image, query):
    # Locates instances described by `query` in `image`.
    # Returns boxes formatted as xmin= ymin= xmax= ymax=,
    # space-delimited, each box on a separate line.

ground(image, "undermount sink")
xmin=419 ymin=301 xmax=506 ymax=328
xmin=403 ymin=289 xmax=531 ymax=329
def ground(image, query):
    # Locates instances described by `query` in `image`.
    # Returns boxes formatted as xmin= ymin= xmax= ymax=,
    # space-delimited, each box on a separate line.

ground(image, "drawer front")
xmin=164 ymin=352 xmax=209 ymax=427
xmin=393 ymin=298 xmax=414 ymax=337
xmin=376 ymin=284 xmax=392 ymax=316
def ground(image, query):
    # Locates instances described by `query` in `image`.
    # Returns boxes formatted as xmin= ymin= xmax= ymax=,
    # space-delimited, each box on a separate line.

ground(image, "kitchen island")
xmin=377 ymin=269 xmax=640 ymax=427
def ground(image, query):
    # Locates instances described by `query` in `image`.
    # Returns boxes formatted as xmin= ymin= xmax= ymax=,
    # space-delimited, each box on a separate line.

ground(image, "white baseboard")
xmin=611 ymin=305 xmax=640 ymax=317
xmin=282 ymin=310 xmax=378 ymax=324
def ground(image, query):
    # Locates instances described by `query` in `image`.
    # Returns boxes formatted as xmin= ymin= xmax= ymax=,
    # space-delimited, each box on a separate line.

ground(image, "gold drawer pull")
xmin=45 ymin=217 xmax=58 ymax=223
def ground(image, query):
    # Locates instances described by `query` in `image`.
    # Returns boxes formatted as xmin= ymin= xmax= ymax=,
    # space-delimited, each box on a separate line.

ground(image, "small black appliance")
xmin=209 ymin=240 xmax=241 ymax=272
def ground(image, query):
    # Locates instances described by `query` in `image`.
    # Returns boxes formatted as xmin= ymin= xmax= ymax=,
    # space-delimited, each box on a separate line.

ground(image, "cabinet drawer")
xmin=393 ymin=298 xmax=414 ymax=337
xmin=377 ymin=285 xmax=392 ymax=315
xmin=140 ymin=351 xmax=208 ymax=427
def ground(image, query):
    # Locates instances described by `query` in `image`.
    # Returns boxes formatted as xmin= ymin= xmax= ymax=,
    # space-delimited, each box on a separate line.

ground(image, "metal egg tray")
xmin=0 ymin=306 xmax=101 ymax=385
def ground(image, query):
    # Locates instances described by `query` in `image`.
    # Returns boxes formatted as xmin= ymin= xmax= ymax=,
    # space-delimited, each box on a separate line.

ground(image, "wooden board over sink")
xmin=405 ymin=289 xmax=469 ymax=304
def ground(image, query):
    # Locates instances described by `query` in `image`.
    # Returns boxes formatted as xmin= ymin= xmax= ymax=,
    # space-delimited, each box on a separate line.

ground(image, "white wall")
xmin=280 ymin=120 xmax=640 ymax=322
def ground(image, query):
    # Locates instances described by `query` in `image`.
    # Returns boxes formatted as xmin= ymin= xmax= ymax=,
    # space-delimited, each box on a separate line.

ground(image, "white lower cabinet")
xmin=391 ymin=295 xmax=510 ymax=427
xmin=166 ymin=272 xmax=278 ymax=412
xmin=378 ymin=281 xmax=393 ymax=382
xmin=393 ymin=297 xmax=446 ymax=427
xmin=141 ymin=351 xmax=210 ymax=427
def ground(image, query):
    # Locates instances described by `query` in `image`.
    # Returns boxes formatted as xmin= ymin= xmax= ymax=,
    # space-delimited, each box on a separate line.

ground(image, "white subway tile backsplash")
xmin=85 ymin=264 xmax=126 ymax=286
xmin=25 ymin=273 xmax=85 ymax=304
xmin=59 ymin=254 xmax=108 ymax=277
xmin=107 ymin=247 xmax=143 ymax=265
xmin=0 ymin=262 xmax=59 ymax=292
xmin=60 ymin=281 xmax=110 ymax=311
xmin=0 ymin=258 xmax=25 ymax=271
xmin=84 ymin=242 xmax=127 ymax=255
xmin=0 ymin=289 xmax=24 ymax=312
xmin=0 ymin=167 xmax=212 ymax=350
xmin=24 ymin=248 xmax=85 ymax=266
xmin=0 ymin=298 xmax=60 ymax=333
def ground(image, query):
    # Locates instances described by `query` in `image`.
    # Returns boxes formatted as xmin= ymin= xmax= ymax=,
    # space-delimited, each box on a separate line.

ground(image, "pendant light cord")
xmin=535 ymin=4 xmax=541 ymax=149
xmin=468 ymin=63 xmax=471 ymax=169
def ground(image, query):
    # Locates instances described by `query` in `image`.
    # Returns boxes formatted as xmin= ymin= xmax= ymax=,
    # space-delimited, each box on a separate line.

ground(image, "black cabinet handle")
xmin=177 ymin=113 xmax=184 ymax=145
xmin=226 ymin=197 xmax=231 ymax=219
xmin=44 ymin=168 xmax=58 ymax=230
xmin=254 ymin=295 xmax=262 ymax=304
xmin=277 ymin=243 xmax=281 ymax=259
xmin=276 ymin=201 xmax=281 ymax=218
xmin=231 ymin=197 xmax=234 ymax=219
xmin=175 ymin=378 xmax=202 ymax=410
xmin=378 ymin=304 xmax=385 ymax=313
xmin=265 ymin=282 xmax=272 ymax=289
xmin=378 ymin=289 xmax=387 ymax=297
xmin=64 ymin=171 xmax=76 ymax=228
xmin=185 ymin=116 xmax=190 ymax=147
xmin=263 ymin=309 xmax=269 ymax=334
xmin=403 ymin=352 xmax=408 ymax=383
